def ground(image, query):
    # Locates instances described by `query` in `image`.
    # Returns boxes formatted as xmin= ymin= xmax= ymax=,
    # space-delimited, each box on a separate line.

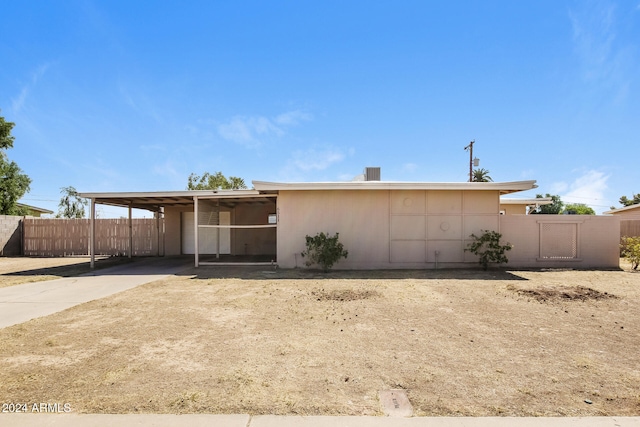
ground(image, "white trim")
xmin=603 ymin=203 xmax=640 ymax=215
xmin=252 ymin=180 xmax=537 ymax=194
xmin=198 ymin=224 xmax=277 ymax=229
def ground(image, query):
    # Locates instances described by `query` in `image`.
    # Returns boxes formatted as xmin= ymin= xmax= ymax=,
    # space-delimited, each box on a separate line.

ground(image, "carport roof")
xmin=78 ymin=190 xmax=276 ymax=212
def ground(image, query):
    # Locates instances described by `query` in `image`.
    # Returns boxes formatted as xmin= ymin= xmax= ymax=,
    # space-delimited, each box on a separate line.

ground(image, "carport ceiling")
xmin=78 ymin=190 xmax=277 ymax=213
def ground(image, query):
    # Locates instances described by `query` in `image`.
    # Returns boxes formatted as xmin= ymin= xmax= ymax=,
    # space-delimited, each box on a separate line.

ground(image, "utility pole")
xmin=464 ymin=140 xmax=477 ymax=182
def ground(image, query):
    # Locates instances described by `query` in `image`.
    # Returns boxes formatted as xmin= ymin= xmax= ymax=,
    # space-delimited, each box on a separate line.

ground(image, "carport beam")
xmin=194 ymin=196 xmax=199 ymax=267
xmin=128 ymin=204 xmax=133 ymax=259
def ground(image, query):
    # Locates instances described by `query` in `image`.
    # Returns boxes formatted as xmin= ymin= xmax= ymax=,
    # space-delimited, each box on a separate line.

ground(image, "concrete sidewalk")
xmin=0 ymin=257 xmax=192 ymax=329
xmin=1 ymin=414 xmax=639 ymax=426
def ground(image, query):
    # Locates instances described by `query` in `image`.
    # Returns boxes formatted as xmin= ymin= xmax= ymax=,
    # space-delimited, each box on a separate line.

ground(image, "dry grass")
xmin=1 ymin=258 xmax=639 ymax=416
xmin=0 ymin=256 xmax=140 ymax=288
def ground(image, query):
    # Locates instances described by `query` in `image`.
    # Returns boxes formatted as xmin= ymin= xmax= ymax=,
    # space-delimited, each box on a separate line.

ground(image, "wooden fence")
xmin=620 ymin=220 xmax=640 ymax=239
xmin=23 ymin=218 xmax=164 ymax=257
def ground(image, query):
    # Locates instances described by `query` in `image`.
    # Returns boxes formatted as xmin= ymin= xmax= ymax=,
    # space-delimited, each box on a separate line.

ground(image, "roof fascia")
xmin=603 ymin=203 xmax=640 ymax=215
xmin=252 ymin=180 xmax=537 ymax=195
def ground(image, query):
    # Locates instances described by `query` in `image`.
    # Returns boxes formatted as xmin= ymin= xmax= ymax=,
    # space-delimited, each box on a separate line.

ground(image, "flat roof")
xmin=79 ymin=180 xmax=537 ymax=212
xmin=253 ymin=180 xmax=537 ymax=195
xmin=78 ymin=190 xmax=275 ymax=212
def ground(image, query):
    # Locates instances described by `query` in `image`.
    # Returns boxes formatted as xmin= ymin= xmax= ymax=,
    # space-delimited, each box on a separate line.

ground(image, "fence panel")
xmin=23 ymin=218 xmax=164 ymax=257
xmin=620 ymin=220 xmax=640 ymax=238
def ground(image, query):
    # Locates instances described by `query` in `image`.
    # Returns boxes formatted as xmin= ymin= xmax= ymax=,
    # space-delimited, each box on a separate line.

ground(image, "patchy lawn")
xmin=0 ymin=260 xmax=639 ymax=416
xmin=0 ymin=256 xmax=141 ymax=288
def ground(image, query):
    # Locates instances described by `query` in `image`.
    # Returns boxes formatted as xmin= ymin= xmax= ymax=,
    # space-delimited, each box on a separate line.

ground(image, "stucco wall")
xmin=0 ymin=215 xmax=23 ymax=256
xmin=276 ymin=189 xmax=501 ymax=269
xmin=500 ymin=215 xmax=620 ymax=269
xmin=500 ymin=204 xmax=527 ymax=215
xmin=164 ymin=207 xmax=183 ymax=256
xmin=233 ymin=203 xmax=276 ymax=256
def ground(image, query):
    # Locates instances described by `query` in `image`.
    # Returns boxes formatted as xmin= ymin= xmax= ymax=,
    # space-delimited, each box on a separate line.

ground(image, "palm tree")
xmin=472 ymin=168 xmax=493 ymax=182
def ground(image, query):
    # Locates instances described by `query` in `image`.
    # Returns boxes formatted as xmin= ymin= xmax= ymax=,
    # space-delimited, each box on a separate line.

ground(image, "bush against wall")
xmin=301 ymin=232 xmax=348 ymax=271
xmin=621 ymin=236 xmax=640 ymax=270
xmin=465 ymin=230 xmax=512 ymax=270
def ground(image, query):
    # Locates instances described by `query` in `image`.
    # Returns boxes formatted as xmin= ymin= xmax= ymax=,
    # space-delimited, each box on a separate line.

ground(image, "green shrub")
xmin=465 ymin=230 xmax=512 ymax=270
xmin=621 ymin=236 xmax=640 ymax=270
xmin=301 ymin=232 xmax=348 ymax=271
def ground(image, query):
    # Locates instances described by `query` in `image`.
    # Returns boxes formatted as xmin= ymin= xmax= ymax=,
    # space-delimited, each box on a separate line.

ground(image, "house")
xmin=499 ymin=197 xmax=553 ymax=215
xmin=603 ymin=203 xmax=640 ymax=219
xmin=604 ymin=204 xmax=640 ymax=238
xmin=16 ymin=203 xmax=53 ymax=217
xmin=79 ymin=171 xmax=620 ymax=269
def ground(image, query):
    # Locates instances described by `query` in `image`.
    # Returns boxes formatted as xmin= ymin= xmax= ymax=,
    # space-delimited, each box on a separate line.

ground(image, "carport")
xmin=78 ymin=190 xmax=278 ymax=268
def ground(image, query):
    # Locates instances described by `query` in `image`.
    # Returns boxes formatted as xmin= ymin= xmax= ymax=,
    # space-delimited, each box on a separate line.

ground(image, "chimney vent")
xmin=364 ymin=167 xmax=381 ymax=181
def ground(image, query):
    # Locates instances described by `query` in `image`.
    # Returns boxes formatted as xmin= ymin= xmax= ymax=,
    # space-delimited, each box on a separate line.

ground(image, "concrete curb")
xmin=1 ymin=414 xmax=639 ymax=427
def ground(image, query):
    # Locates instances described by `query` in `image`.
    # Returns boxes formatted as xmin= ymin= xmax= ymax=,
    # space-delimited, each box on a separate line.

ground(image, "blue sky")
xmin=1 ymin=0 xmax=638 ymax=217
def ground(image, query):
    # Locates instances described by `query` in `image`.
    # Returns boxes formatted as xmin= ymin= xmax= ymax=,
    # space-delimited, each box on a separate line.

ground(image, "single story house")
xmin=79 ymin=173 xmax=620 ymax=269
xmin=17 ymin=203 xmax=54 ymax=217
xmin=604 ymin=203 xmax=640 ymax=238
xmin=499 ymin=197 xmax=553 ymax=215
xmin=603 ymin=203 xmax=640 ymax=219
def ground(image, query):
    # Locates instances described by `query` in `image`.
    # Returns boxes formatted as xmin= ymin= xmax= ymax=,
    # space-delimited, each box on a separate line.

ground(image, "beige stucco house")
xmin=499 ymin=197 xmax=553 ymax=215
xmin=80 ymin=176 xmax=620 ymax=269
xmin=603 ymin=203 xmax=640 ymax=219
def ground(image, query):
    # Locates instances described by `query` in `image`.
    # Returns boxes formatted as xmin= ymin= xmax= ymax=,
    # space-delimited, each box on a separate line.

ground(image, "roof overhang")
xmin=252 ymin=180 xmax=537 ymax=195
xmin=78 ymin=190 xmax=276 ymax=212
xmin=603 ymin=203 xmax=640 ymax=215
xmin=500 ymin=197 xmax=553 ymax=206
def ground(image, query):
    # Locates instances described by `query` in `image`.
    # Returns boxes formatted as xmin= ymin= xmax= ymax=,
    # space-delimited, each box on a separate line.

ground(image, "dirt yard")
xmin=0 ymin=258 xmax=639 ymax=416
xmin=0 ymin=256 xmax=132 ymax=288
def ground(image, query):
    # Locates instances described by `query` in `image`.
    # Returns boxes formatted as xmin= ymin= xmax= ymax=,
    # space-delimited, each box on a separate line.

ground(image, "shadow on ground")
xmin=184 ymin=265 xmax=529 ymax=281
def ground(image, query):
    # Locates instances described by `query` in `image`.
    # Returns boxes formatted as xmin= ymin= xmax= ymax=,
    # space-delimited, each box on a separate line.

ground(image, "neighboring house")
xmin=16 ymin=203 xmax=53 ymax=217
xmin=499 ymin=197 xmax=553 ymax=215
xmin=603 ymin=204 xmax=640 ymax=219
xmin=79 ymin=171 xmax=620 ymax=269
xmin=604 ymin=204 xmax=640 ymax=238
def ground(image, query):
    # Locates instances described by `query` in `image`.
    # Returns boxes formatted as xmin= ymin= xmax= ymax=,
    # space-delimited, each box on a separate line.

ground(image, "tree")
xmin=530 ymin=194 xmax=564 ymax=214
xmin=0 ymin=113 xmax=32 ymax=215
xmin=563 ymin=203 xmax=595 ymax=215
xmin=56 ymin=186 xmax=88 ymax=218
xmin=472 ymin=168 xmax=493 ymax=182
xmin=621 ymin=236 xmax=640 ymax=270
xmin=619 ymin=194 xmax=640 ymax=207
xmin=187 ymin=172 xmax=247 ymax=190
xmin=0 ymin=115 xmax=16 ymax=149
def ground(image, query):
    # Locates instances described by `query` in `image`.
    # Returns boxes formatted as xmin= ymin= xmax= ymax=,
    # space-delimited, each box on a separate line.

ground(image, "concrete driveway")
xmin=0 ymin=257 xmax=193 ymax=329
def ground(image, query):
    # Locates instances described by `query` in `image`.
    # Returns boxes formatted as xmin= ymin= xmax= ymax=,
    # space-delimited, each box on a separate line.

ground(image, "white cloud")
xmin=568 ymin=2 xmax=633 ymax=103
xmin=274 ymin=110 xmax=312 ymax=126
xmin=217 ymin=110 xmax=311 ymax=147
xmin=561 ymin=170 xmax=610 ymax=207
xmin=290 ymin=147 xmax=345 ymax=172
xmin=402 ymin=163 xmax=418 ymax=173
xmin=11 ymin=62 xmax=51 ymax=113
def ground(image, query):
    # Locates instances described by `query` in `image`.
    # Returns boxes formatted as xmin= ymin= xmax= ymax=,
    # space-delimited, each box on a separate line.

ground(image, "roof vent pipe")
xmin=365 ymin=167 xmax=381 ymax=181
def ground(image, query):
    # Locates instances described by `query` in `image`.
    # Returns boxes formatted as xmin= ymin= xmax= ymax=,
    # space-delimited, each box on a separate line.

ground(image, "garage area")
xmin=79 ymin=190 xmax=277 ymax=267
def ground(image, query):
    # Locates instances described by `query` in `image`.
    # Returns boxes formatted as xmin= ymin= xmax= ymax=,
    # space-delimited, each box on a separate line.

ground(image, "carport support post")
xmin=194 ymin=196 xmax=199 ymax=267
xmin=90 ymin=198 xmax=96 ymax=269
xmin=216 ymin=198 xmax=220 ymax=259
xmin=128 ymin=204 xmax=133 ymax=259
